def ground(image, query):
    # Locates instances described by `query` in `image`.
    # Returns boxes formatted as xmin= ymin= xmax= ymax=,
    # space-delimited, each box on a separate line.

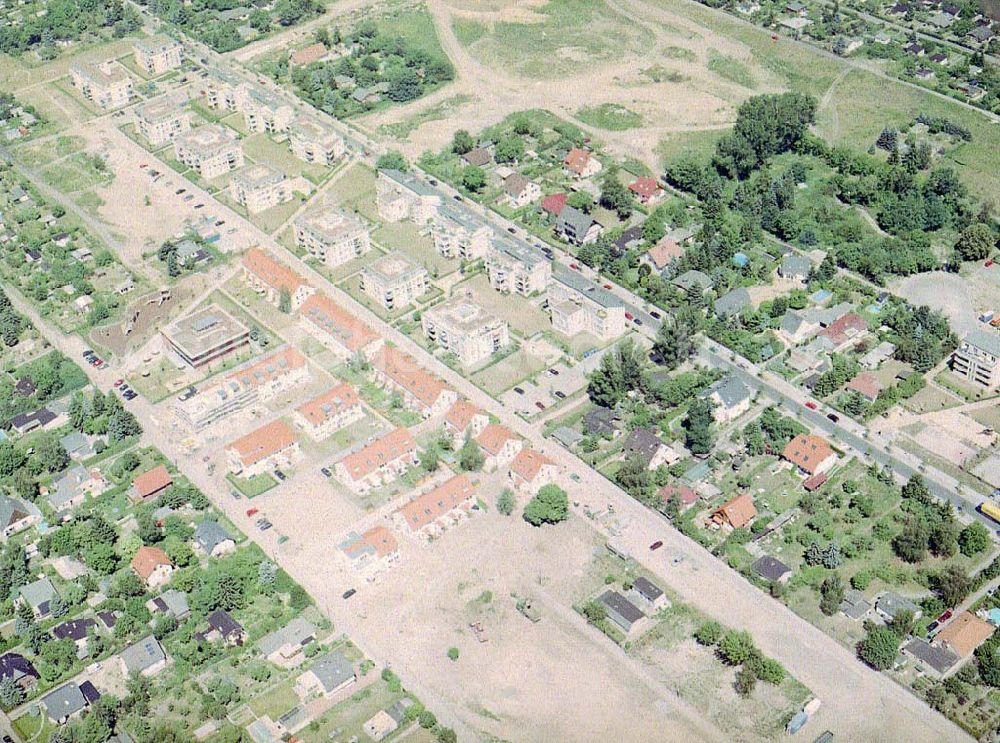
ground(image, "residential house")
xmin=42 ymin=683 xmax=90 ymax=724
xmin=19 ymin=577 xmax=58 ymax=618
xmin=422 ymin=295 xmax=510 ymax=366
xmin=371 ymin=346 xmax=457 ymax=417
xmin=934 ymin=612 xmax=995 ymax=658
xmin=394 ymin=474 xmax=476 ymax=536
xmin=751 ymin=555 xmax=792 ymax=584
xmin=364 ymin=700 xmax=414 ymax=742
xmin=131 ymin=546 xmax=174 ymax=589
xmin=583 ymin=406 xmax=622 ymax=438
xmin=672 ymin=270 xmax=713 ymax=294
xmin=643 ymin=237 xmax=684 ymax=272
xmin=859 ymin=341 xmax=897 ymax=370
xmin=69 ymin=61 xmax=132 ymax=110
xmin=431 ymin=205 xmax=492 ymax=260
xmin=502 ymin=174 xmax=541 ymax=208
xmin=9 ymin=407 xmax=58 ymax=435
xmin=658 ymin=483 xmax=699 ymax=510
xmin=564 ymin=148 xmax=602 ymax=178
xmin=0 ymin=653 xmax=39 ymax=691
xmin=509 ymin=448 xmax=562 ymax=495
xmin=225 ymin=420 xmax=299 ymax=477
xmin=839 ymin=589 xmax=872 ymax=621
xmin=779 ymin=254 xmax=812 ymax=282
xmin=132 ymin=35 xmax=183 ymax=75
xmin=288 ymin=114 xmax=345 ymax=165
xmin=628 ymin=177 xmax=664 ymax=205
xmin=629 ymin=576 xmax=668 ymax=611
xmin=360 ymin=252 xmax=429 ymax=310
xmin=289 ymin=43 xmax=328 ymax=66
xmin=701 ymin=375 xmax=753 ymax=423
xmin=951 ymin=330 xmax=1000 ymax=389
xmin=444 ymin=400 xmax=489 ymax=449
xmin=295 ymin=651 xmax=356 ymax=699
xmin=46 ymin=465 xmax=107 ymax=512
xmin=257 ymin=617 xmax=317 ymax=666
xmin=205 ymin=609 xmax=246 ymax=646
xmin=782 ymin=434 xmax=837 ymax=476
xmin=339 ymin=526 xmax=399 ymax=576
xmin=376 ymin=169 xmax=441 ymax=224
xmin=819 ymin=313 xmax=867 ymax=348
xmin=485 ymin=238 xmax=551 ymax=296
xmin=134 ymin=97 xmax=190 ymax=147
xmin=119 ymin=636 xmax=168 ymax=677
xmin=53 ymin=618 xmax=98 ymax=657
xmin=242 ymin=248 xmax=315 ymax=311
xmin=146 ymin=589 xmax=190 ymax=620
xmin=299 ymin=292 xmax=381 ymax=360
xmin=293 ymin=204 xmax=370 ymax=269
xmin=623 ymin=428 xmax=677 ymax=471
xmin=549 ymin=264 xmax=626 ymax=340
xmin=846 ymin=372 xmax=883 ymax=402
xmin=0 ymin=495 xmax=40 ymax=539
xmin=875 ymin=592 xmax=923 ymax=622
xmin=540 ymin=193 xmax=567 ymax=219
xmin=172 ymin=125 xmax=243 ymax=179
xmin=596 ymin=590 xmax=645 ymax=635
xmin=714 ymin=288 xmax=751 ymax=318
xmin=193 ymin=520 xmax=236 ymax=557
xmin=903 ymin=638 xmax=959 ymax=679
xmin=334 ymin=428 xmax=418 ymax=494
xmin=711 ymin=493 xmax=757 ymax=530
xmin=293 ymin=383 xmax=364 ymax=440
xmin=462 ymin=147 xmax=492 ymax=167
xmin=229 ymin=164 xmax=297 ymax=214
xmin=476 ymin=423 xmax=523 ymax=471
xmin=555 ymin=205 xmax=603 ymax=246
xmin=131 ymin=464 xmax=173 ymax=503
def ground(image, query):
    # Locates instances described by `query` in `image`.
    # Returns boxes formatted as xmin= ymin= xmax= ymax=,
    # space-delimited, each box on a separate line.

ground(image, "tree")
xmin=0 ymin=676 xmax=23 ymax=709
xmin=683 ymin=397 xmax=716 ymax=456
xmin=933 ymin=565 xmax=972 ymax=607
xmin=494 ymin=135 xmax=525 ymax=164
xmin=695 ymin=620 xmax=724 ymax=646
xmin=599 ymin=171 xmax=635 ymax=219
xmin=889 ymin=609 xmax=915 ymax=638
xmin=959 ymin=522 xmax=990 ymax=557
xmin=69 ymin=391 xmax=88 ymax=430
xmin=582 ymin=600 xmax=607 ymax=624
xmin=819 ymin=574 xmax=844 ymax=616
xmin=735 ymin=664 xmax=757 ymax=697
xmin=954 ymin=223 xmax=995 ymax=261
xmin=447 ymin=646 xmax=459 ymax=661
xmin=418 ymin=710 xmax=437 ymax=729
xmin=893 ymin=520 xmax=929 ymax=563
xmin=523 ymin=485 xmax=569 ymax=526
xmin=496 ymin=489 xmax=515 ymax=516
xmin=718 ymin=630 xmax=756 ymax=665
xmin=376 ymin=151 xmax=408 ymax=171
xmin=388 ymin=69 xmax=421 ymax=102
xmin=458 ymin=434 xmax=484 ymax=472
xmin=858 ymin=625 xmax=900 ymax=670
xmin=420 ymin=446 xmax=439 ymax=473
xmin=278 ymin=287 xmax=292 ymax=314
xmin=652 ymin=310 xmax=698 ymax=370
xmin=566 ymin=191 xmax=594 ymax=213
xmin=461 ymin=165 xmax=485 ymax=192
xmin=166 ymin=251 xmax=180 ymax=278
xmin=451 ymin=129 xmax=474 ymax=155
xmin=756 ymin=657 xmax=785 ymax=685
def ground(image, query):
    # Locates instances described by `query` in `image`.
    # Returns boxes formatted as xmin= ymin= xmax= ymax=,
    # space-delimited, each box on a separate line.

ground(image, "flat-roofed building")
xmin=360 ymin=252 xmax=428 ymax=310
xmin=431 ymin=205 xmax=492 ymax=260
xmin=371 ymin=345 xmax=457 ymax=417
xmin=422 ymin=295 xmax=509 ymax=366
xmin=951 ymin=330 xmax=1000 ymax=389
xmin=334 ymin=428 xmax=418 ymax=494
xmin=161 ymin=304 xmax=250 ymax=369
xmin=294 ymin=204 xmax=371 ymax=268
xmin=549 ymin=264 xmax=625 ymax=340
xmin=299 ymin=293 xmax=382 ymax=359
xmin=134 ymin=97 xmax=190 ymax=147
xmin=69 ymin=61 xmax=132 ymax=110
xmin=132 ymin=35 xmax=183 ymax=75
xmin=485 ymin=238 xmax=551 ymax=296
xmin=229 ymin=164 xmax=294 ymax=214
xmin=376 ymin=169 xmax=441 ymax=224
xmin=226 ymin=420 xmax=299 ymax=477
xmin=394 ymin=474 xmax=475 ymax=536
xmin=173 ymin=125 xmax=243 ymax=179
xmin=202 ymin=67 xmax=243 ymax=111
xmin=293 ymin=383 xmax=364 ymax=440
xmin=289 ymin=115 xmax=345 ymax=165
xmin=242 ymin=248 xmax=315 ymax=310
xmin=239 ymin=83 xmax=294 ymax=133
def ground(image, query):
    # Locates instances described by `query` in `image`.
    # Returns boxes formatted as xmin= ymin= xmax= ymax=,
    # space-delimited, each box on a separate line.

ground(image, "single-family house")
xmin=42 ymin=683 xmax=89 ymax=724
xmin=476 ymin=423 xmax=523 ymax=471
xmin=555 ymin=205 xmax=603 ymax=246
xmin=711 ymin=493 xmax=757 ymax=530
xmin=622 ymin=428 xmax=677 ymax=471
xmin=779 ymin=254 xmax=812 ymax=282
xmin=19 ymin=577 xmax=58 ymax=618
xmin=257 ymin=617 xmax=317 ymax=666
xmin=0 ymin=653 xmax=38 ymax=691
xmin=701 ymin=376 xmax=753 ymax=423
xmin=782 ymin=434 xmax=837 ymax=476
xmin=295 ymin=651 xmax=356 ymax=699
xmin=444 ymin=400 xmax=489 ymax=449
xmin=903 ymin=638 xmax=959 ymax=679
xmin=643 ymin=237 xmax=684 ymax=272
xmin=502 ymin=174 xmax=541 ymax=209
xmin=596 ymin=590 xmax=645 ymax=635
xmin=714 ymin=288 xmax=751 ymax=318
xmin=146 ymin=589 xmax=190 ymax=620
xmin=0 ymin=495 xmax=41 ymax=539
xmin=934 ymin=612 xmax=995 ymax=658
xmin=672 ymin=270 xmax=713 ymax=293
xmin=119 ymin=636 xmax=168 ymax=677
xmin=509 ymin=448 xmax=561 ymax=495
xmin=205 ymin=609 xmax=246 ymax=646
xmin=751 ymin=555 xmax=792 ymax=584
xmin=658 ymin=483 xmax=699 ymax=510
xmin=583 ymin=406 xmax=621 ymax=438
xmin=819 ymin=313 xmax=867 ymax=348
xmin=845 ymin=372 xmax=883 ymax=402
xmin=563 ymin=148 xmax=602 ymax=179
xmin=875 ymin=592 xmax=923 ymax=623
xmin=193 ymin=520 xmax=236 ymax=557
xmin=131 ymin=465 xmax=173 ymax=503
xmin=839 ymin=589 xmax=872 ymax=621
xmin=131 ymin=545 xmax=174 ymax=589
xmin=628 ymin=177 xmax=664 ymax=205
xmin=629 ymin=577 xmax=668 ymax=611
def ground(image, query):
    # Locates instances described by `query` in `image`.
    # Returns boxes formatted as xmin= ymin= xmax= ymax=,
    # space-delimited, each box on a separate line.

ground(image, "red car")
xmin=246 ymin=508 xmax=259 ymax=517
xmin=570 ymin=263 xmax=580 ymax=271
xmin=603 ymin=283 xmax=613 ymax=289
xmin=625 ymin=312 xmax=634 ymax=321
xmin=113 ymin=379 xmax=124 ymax=387
xmin=649 ymin=540 xmax=663 ymax=551
xmin=937 ymin=609 xmax=953 ymax=623
xmin=805 ymin=401 xmax=818 ymax=410
xmin=987 ymin=260 xmax=995 ymax=267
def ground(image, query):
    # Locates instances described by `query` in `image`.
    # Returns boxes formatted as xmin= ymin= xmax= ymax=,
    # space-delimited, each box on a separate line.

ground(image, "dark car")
xmin=273 ymin=470 xmax=286 ymax=481
xmin=650 ymin=540 xmax=664 ymax=551
xmin=343 ymin=588 xmax=357 ymax=600
xmin=634 ymin=318 xmax=643 ymax=325
xmin=827 ymin=413 xmax=839 ymax=423
xmin=554 ymin=390 xmax=566 ymax=399
xmin=514 ymin=387 xmax=525 ymax=395
xmin=82 ymin=349 xmax=93 ymax=358
xmin=321 ymin=467 xmax=332 ymax=478
xmin=175 ymin=188 xmax=185 ymax=194
xmin=535 ymin=401 xmax=545 ymax=410
xmin=548 ymin=368 xmax=560 ymax=376
xmin=649 ymin=310 xmax=662 ymax=320
xmin=507 ymin=226 xmax=516 ymax=234
xmin=452 ymin=194 xmax=462 ymax=201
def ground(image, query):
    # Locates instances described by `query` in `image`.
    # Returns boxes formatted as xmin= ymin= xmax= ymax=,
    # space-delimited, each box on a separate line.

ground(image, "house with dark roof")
xmin=9 ymin=406 xmax=57 ymax=435
xmin=53 ymin=617 xmax=98 ymax=655
xmin=555 ymin=205 xmax=603 ymax=246
xmin=19 ymin=576 xmax=58 ymax=618
xmin=295 ymin=650 xmax=356 ymax=699
xmin=0 ymin=494 xmax=41 ymax=540
xmin=119 ymin=636 xmax=168 ymax=677
xmin=583 ymin=407 xmax=621 ymax=438
xmin=193 ymin=519 xmax=235 ymax=557
xmin=42 ymin=682 xmax=89 ymax=724
xmin=751 ymin=555 xmax=792 ymax=584
xmin=461 ymin=147 xmax=492 ymax=167
xmin=778 ymin=254 xmax=812 ymax=282
xmin=629 ymin=576 xmax=667 ymax=611
xmin=206 ymin=609 xmax=246 ymax=646
xmin=145 ymin=588 xmax=190 ymax=620
xmin=714 ymin=288 xmax=751 ymax=318
xmin=0 ymin=652 xmax=39 ymax=690
xmin=903 ymin=638 xmax=958 ymax=679
xmin=623 ymin=428 xmax=677 ymax=471
xmin=701 ymin=376 xmax=753 ymax=423
xmin=596 ymin=590 xmax=646 ymax=635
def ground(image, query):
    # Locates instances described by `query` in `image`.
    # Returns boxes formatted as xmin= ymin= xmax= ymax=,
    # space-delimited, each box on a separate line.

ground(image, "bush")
xmin=447 ymin=647 xmax=459 ymax=662
xmin=694 ymin=620 xmax=724 ymax=646
xmin=718 ymin=630 xmax=756 ymax=665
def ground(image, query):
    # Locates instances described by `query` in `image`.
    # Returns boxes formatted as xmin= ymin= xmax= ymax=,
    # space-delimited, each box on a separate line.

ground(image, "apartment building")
xmin=376 ymin=169 xmax=441 ymax=225
xmin=485 ymin=239 xmax=552 ymax=296
xmin=134 ymin=97 xmax=190 ymax=147
xmin=394 ymin=474 xmax=476 ymax=537
xmin=132 ymin=35 xmax=183 ymax=75
xmin=421 ymin=295 xmax=510 ymax=366
xmin=360 ymin=252 xmax=429 ymax=311
xmin=293 ymin=383 xmax=364 ymax=440
xmin=293 ymin=204 xmax=371 ymax=268
xmin=173 ymin=125 xmax=243 ymax=179
xmin=299 ymin=293 xmax=381 ymax=359
xmin=548 ymin=264 xmax=626 ymax=340
xmin=334 ymin=428 xmax=418 ymax=494
xmin=289 ymin=115 xmax=345 ymax=165
xmin=242 ymin=248 xmax=315 ymax=310
xmin=203 ymin=67 xmax=243 ymax=111
xmin=240 ymin=83 xmax=295 ymax=134
xmin=174 ymin=346 xmax=309 ymax=431
xmin=951 ymin=330 xmax=1000 ymax=389
xmin=161 ymin=304 xmax=250 ymax=369
xmin=229 ymin=164 xmax=294 ymax=214
xmin=226 ymin=420 xmax=299 ymax=477
xmin=69 ymin=61 xmax=133 ymax=110
xmin=431 ymin=205 xmax=492 ymax=260
xmin=371 ymin=345 xmax=457 ymax=417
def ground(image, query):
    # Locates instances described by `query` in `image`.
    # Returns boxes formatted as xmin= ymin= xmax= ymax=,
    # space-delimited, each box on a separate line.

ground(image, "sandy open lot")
xmin=890 ymin=269 xmax=1000 ymax=339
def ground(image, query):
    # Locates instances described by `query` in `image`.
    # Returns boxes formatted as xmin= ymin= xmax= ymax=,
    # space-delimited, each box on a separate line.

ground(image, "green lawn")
xmin=575 ymin=103 xmax=643 ymax=131
xmin=327 ymin=163 xmax=378 ymax=222
xmin=707 ymin=48 xmax=756 ymax=89
xmin=227 ymin=472 xmax=278 ymax=498
xmin=243 ymin=132 xmax=329 ymax=183
xmin=471 ymin=348 xmax=547 ymax=394
xmin=372 ymin=221 xmax=453 ymax=277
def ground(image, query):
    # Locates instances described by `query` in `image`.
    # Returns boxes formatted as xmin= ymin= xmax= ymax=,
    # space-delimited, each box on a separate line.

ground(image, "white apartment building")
xmin=173 ymin=125 xmax=243 ymax=179
xmin=134 ymin=98 xmax=190 ymax=147
xmin=485 ymin=239 xmax=552 ymax=296
xmin=69 ymin=61 xmax=133 ymax=110
xmin=289 ymin=115 xmax=345 ymax=165
xmin=422 ymin=295 xmax=510 ymax=366
xmin=293 ymin=204 xmax=371 ymax=268
xmin=360 ymin=252 xmax=429 ymax=311
xmin=203 ymin=67 xmax=244 ymax=111
xmin=229 ymin=164 xmax=294 ymax=214
xmin=240 ymin=83 xmax=295 ymax=134
xmin=548 ymin=264 xmax=626 ymax=340
xmin=376 ymin=169 xmax=441 ymax=225
xmin=132 ymin=35 xmax=183 ymax=76
xmin=951 ymin=330 xmax=1000 ymax=389
xmin=432 ymin=205 xmax=492 ymax=260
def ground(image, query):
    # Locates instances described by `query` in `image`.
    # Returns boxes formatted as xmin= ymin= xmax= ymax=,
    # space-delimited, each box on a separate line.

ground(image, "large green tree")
xmin=523 ymin=485 xmax=569 ymax=526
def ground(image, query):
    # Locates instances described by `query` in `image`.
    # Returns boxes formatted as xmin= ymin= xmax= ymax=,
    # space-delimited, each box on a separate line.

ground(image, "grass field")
xmin=575 ymin=103 xmax=643 ymax=131
xmin=377 ymin=3 xmax=451 ymax=62
xmin=372 ymin=221 xmax=453 ymax=277
xmin=327 ymin=163 xmax=379 ymax=222
xmin=456 ymin=273 xmax=551 ymax=337
xmin=706 ymin=49 xmax=755 ymax=89
xmin=471 ymin=347 xmax=547 ymax=394
xmin=376 ymin=94 xmax=476 ymax=141
xmin=227 ymin=471 xmax=279 ymax=498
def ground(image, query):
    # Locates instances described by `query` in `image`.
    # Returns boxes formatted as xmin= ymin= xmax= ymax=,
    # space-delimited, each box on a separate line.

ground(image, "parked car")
xmin=514 ymin=387 xmax=525 ymax=395
xmin=625 ymin=312 xmax=634 ymax=321
xmin=124 ymin=391 xmax=137 ymax=400
xmin=805 ymin=401 xmax=818 ymax=410
xmin=507 ymin=226 xmax=516 ymax=234
xmin=175 ymin=188 xmax=185 ymax=195
xmin=649 ymin=310 xmax=662 ymax=320
xmin=321 ymin=467 xmax=332 ymax=478
xmin=82 ymin=349 xmax=93 ymax=358
xmin=827 ymin=413 xmax=839 ymax=423
xmin=343 ymin=588 xmax=357 ymax=600
xmin=603 ymin=283 xmax=612 ymax=289
xmin=570 ymin=263 xmax=581 ymax=271
xmin=258 ymin=520 xmax=273 ymax=531
xmin=649 ymin=540 xmax=663 ymax=551
xmin=114 ymin=379 xmax=124 ymax=387
xmin=535 ymin=401 xmax=545 ymax=410
xmin=548 ymin=368 xmax=560 ymax=376
xmin=246 ymin=508 xmax=259 ymax=517
xmin=273 ymin=470 xmax=286 ymax=481
xmin=634 ymin=317 xmax=643 ymax=325
xmin=230 ymin=490 xmax=242 ymax=500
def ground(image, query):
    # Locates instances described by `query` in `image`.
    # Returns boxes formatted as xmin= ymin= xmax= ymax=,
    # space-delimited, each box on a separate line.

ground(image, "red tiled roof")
xmin=227 ymin=420 xmax=297 ymax=468
xmin=227 ymin=346 xmax=306 ymax=390
xmin=712 ymin=493 xmax=756 ymax=529
xmin=476 ymin=423 xmax=518 ymax=456
xmin=646 ymin=238 xmax=683 ymax=270
xmin=373 ymin=346 xmax=452 ymax=410
xmin=803 ymin=472 xmax=828 ymax=491
xmin=820 ymin=313 xmax=867 ymax=346
xmin=509 ymin=448 xmax=555 ymax=483
xmin=541 ymin=193 xmax=567 ymax=215
xmin=782 ymin=433 xmax=835 ymax=475
xmin=936 ymin=611 xmax=995 ymax=657
xmin=658 ymin=483 xmax=698 ymax=506
xmin=343 ymin=525 xmax=398 ymax=560
xmin=445 ymin=400 xmax=483 ymax=432
xmin=339 ymin=427 xmax=416 ymax=481
xmin=131 ymin=545 xmax=172 ymax=580
xmin=846 ymin=372 xmax=882 ymax=401
xmin=300 ymin=293 xmax=378 ymax=353
xmin=563 ymin=148 xmax=592 ymax=174
xmin=629 ymin=176 xmax=661 ymax=199
xmin=295 ymin=383 xmax=360 ymax=426
xmin=397 ymin=474 xmax=475 ymax=531
xmin=243 ymin=248 xmax=310 ymax=295
xmin=132 ymin=465 xmax=172 ymax=499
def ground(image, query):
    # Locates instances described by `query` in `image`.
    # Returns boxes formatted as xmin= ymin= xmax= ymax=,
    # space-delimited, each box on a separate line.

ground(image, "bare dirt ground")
xmin=356 ymin=0 xmax=783 ymax=163
xmin=890 ymin=268 xmax=1000 ymax=338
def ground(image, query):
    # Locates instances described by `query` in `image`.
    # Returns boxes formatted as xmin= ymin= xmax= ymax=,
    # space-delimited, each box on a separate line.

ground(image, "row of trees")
xmin=0 ymin=0 xmax=140 ymax=57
